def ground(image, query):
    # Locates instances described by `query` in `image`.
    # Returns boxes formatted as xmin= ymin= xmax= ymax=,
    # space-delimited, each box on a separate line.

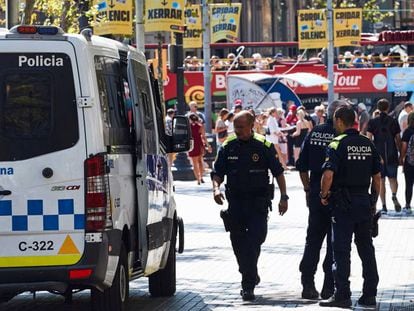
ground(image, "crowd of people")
xmin=182 ymin=49 xmax=413 ymax=72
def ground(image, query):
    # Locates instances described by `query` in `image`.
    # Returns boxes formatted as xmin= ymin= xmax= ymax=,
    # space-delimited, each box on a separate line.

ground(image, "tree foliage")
xmin=0 ymin=0 xmax=5 ymax=27
xmin=303 ymin=0 xmax=396 ymax=23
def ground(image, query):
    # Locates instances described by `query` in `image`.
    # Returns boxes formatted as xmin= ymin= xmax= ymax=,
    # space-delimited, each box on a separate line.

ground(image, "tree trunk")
xmin=23 ymin=0 xmax=36 ymax=24
xmin=60 ymin=0 xmax=71 ymax=32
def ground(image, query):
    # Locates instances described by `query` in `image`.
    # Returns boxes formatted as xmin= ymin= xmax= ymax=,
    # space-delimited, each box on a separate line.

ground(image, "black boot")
xmin=301 ymin=284 xmax=319 ymax=299
xmin=358 ymin=295 xmax=376 ymax=306
xmin=320 ymin=296 xmax=352 ymax=308
xmin=240 ymin=289 xmax=255 ymax=301
xmin=320 ymin=277 xmax=334 ymax=299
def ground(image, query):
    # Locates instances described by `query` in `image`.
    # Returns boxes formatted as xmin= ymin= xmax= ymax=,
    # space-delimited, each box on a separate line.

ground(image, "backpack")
xmin=406 ymin=134 xmax=414 ymax=166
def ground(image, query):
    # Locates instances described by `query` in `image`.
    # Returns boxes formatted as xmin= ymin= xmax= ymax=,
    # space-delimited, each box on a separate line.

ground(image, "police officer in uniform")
xmin=211 ymin=111 xmax=288 ymax=301
xmin=319 ymin=106 xmax=381 ymax=308
xmin=296 ymin=100 xmax=346 ymax=299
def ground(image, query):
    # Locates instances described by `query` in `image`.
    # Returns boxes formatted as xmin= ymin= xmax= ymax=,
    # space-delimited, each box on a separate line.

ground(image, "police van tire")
xmin=148 ymin=229 xmax=176 ymax=297
xmin=0 ymin=292 xmax=16 ymax=303
xmin=91 ymin=244 xmax=129 ymax=311
xmin=177 ymin=216 xmax=184 ymax=254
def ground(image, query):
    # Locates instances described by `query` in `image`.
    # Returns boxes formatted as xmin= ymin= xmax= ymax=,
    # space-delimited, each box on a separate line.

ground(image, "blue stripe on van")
xmin=0 ymin=200 xmax=12 ymax=216
xmin=28 ymin=200 xmax=43 ymax=215
xmin=12 ymin=215 xmax=28 ymax=231
xmin=43 ymin=215 xmax=59 ymax=230
xmin=74 ymin=214 xmax=85 ymax=229
xmin=58 ymin=199 xmax=74 ymax=214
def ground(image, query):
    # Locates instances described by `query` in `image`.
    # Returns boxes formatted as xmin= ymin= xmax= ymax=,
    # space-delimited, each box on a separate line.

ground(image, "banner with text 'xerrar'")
xmin=145 ymin=0 xmax=185 ymax=33
xmin=93 ymin=0 xmax=133 ymax=36
xmin=333 ymin=8 xmax=362 ymax=47
xmin=209 ymin=3 xmax=242 ymax=43
xmin=297 ymin=9 xmax=328 ymax=50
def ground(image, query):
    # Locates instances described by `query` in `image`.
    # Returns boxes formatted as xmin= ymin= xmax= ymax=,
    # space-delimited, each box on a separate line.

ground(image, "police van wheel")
xmin=148 ymin=226 xmax=177 ymax=297
xmin=0 ymin=292 xmax=16 ymax=303
xmin=91 ymin=244 xmax=129 ymax=311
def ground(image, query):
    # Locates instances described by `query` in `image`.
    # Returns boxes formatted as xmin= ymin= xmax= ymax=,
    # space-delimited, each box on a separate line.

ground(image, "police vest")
xmin=223 ymin=133 xmax=272 ymax=193
xmin=329 ymin=132 xmax=376 ymax=190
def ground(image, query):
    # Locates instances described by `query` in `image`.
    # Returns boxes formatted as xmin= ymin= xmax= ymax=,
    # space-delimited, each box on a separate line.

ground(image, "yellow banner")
xmin=93 ymin=0 xmax=133 ymax=36
xmin=333 ymin=8 xmax=362 ymax=47
xmin=145 ymin=0 xmax=185 ymax=33
xmin=297 ymin=9 xmax=328 ymax=50
xmin=209 ymin=3 xmax=241 ymax=43
xmin=183 ymin=4 xmax=202 ymax=49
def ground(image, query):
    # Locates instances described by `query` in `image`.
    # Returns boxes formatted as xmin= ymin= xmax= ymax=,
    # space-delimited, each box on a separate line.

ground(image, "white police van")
xmin=0 ymin=25 xmax=190 ymax=310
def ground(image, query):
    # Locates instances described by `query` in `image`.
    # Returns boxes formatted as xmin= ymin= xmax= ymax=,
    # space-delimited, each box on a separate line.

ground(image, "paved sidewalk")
xmin=163 ymin=169 xmax=414 ymax=311
xmin=2 ymin=169 xmax=414 ymax=310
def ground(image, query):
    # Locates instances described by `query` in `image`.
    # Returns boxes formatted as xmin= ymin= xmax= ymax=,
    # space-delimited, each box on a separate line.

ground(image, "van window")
xmin=0 ymin=53 xmax=78 ymax=161
xmin=129 ymin=60 xmax=157 ymax=154
xmin=95 ymin=56 xmax=132 ymax=147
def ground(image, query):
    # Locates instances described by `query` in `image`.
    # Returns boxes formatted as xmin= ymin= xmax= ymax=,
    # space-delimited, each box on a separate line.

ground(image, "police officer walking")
xmin=211 ymin=111 xmax=289 ymax=301
xmin=319 ymin=105 xmax=381 ymax=308
xmin=296 ymin=100 xmax=345 ymax=300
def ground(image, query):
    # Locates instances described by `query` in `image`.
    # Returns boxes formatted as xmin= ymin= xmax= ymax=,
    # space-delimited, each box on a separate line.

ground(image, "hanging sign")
xmin=334 ymin=8 xmax=362 ymax=47
xmin=209 ymin=3 xmax=242 ymax=43
xmin=94 ymin=0 xmax=133 ymax=35
xmin=183 ymin=4 xmax=202 ymax=48
xmin=145 ymin=0 xmax=185 ymax=33
xmin=297 ymin=9 xmax=328 ymax=49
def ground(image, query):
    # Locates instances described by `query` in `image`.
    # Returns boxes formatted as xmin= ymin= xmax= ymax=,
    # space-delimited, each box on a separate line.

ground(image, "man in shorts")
xmin=367 ymin=98 xmax=402 ymax=214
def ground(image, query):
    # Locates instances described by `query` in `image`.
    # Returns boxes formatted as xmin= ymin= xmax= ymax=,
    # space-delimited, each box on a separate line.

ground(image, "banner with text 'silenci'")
xmin=94 ymin=0 xmax=133 ymax=36
xmin=297 ymin=9 xmax=328 ymax=50
xmin=333 ymin=8 xmax=362 ymax=47
xmin=183 ymin=4 xmax=202 ymax=49
xmin=209 ymin=3 xmax=242 ymax=43
xmin=145 ymin=0 xmax=185 ymax=33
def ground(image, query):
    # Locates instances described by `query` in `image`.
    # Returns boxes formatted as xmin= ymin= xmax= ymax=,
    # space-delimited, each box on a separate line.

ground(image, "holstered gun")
xmin=220 ymin=209 xmax=233 ymax=232
xmin=372 ymin=211 xmax=381 ymax=238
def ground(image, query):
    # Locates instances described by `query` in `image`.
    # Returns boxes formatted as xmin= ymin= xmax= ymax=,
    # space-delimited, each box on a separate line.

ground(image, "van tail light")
xmin=84 ymin=154 xmax=112 ymax=232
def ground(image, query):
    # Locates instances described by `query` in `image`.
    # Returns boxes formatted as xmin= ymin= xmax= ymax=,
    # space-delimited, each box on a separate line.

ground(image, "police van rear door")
xmin=0 ymin=40 xmax=85 ymax=268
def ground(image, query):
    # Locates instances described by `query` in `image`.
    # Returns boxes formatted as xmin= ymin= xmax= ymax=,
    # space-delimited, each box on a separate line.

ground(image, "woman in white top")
xmin=266 ymin=107 xmax=287 ymax=169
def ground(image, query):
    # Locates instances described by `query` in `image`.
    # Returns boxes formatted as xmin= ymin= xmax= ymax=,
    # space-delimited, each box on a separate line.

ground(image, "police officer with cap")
xmin=296 ymin=100 xmax=347 ymax=300
xmin=319 ymin=105 xmax=381 ymax=308
xmin=211 ymin=111 xmax=288 ymax=301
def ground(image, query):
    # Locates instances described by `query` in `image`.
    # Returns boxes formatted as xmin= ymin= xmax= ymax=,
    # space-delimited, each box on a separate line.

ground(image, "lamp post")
xmin=6 ymin=0 xmax=19 ymax=29
xmin=327 ymin=0 xmax=335 ymax=105
xmin=202 ymin=0 xmax=212 ymax=133
xmin=172 ymin=30 xmax=195 ymax=181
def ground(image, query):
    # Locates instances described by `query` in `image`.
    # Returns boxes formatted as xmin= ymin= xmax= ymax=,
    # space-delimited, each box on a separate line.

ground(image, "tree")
xmin=303 ymin=0 xmax=396 ymax=23
xmin=0 ymin=0 xmax=5 ymax=27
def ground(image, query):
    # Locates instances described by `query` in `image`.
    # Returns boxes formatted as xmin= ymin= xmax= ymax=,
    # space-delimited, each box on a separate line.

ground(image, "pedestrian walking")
xmin=319 ymin=105 xmax=381 ymax=308
xmin=399 ymin=111 xmax=414 ymax=214
xmin=367 ymin=98 xmax=402 ymax=214
xmin=211 ymin=111 xmax=288 ymax=301
xmin=188 ymin=113 xmax=209 ymax=185
xmin=296 ymin=100 xmax=345 ymax=300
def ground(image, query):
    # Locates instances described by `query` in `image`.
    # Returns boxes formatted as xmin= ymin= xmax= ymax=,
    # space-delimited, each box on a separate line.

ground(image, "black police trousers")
xmin=299 ymin=191 xmax=334 ymax=289
xmin=331 ymin=194 xmax=379 ymax=299
xmin=227 ymin=196 xmax=268 ymax=291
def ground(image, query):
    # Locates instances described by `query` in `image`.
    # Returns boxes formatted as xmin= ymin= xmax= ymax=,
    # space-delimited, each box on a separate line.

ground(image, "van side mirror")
xmin=169 ymin=116 xmax=192 ymax=153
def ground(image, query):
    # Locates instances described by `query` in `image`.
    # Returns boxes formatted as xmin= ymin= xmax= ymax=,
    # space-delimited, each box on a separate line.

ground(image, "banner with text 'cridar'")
xmin=209 ymin=3 xmax=241 ymax=43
